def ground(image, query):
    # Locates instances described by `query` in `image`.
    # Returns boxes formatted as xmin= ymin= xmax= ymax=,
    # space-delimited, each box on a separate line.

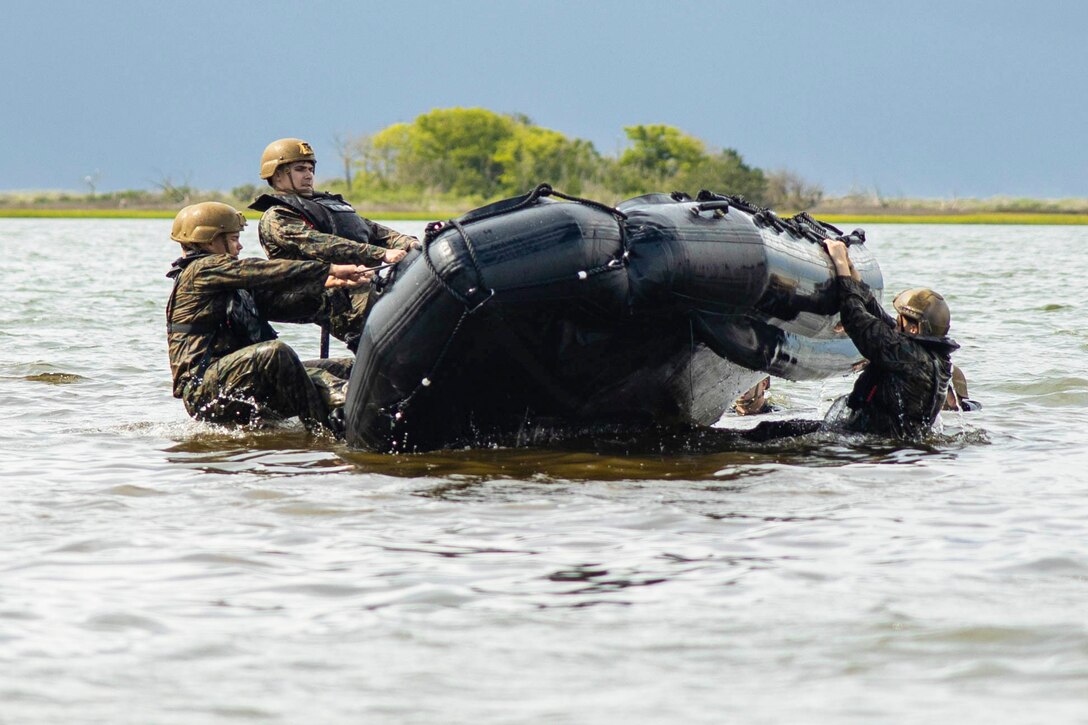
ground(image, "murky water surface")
xmin=1 ymin=219 xmax=1087 ymax=723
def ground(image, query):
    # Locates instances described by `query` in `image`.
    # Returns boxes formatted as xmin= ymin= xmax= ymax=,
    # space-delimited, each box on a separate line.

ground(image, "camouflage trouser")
xmin=322 ymin=285 xmax=372 ymax=352
xmin=183 ymin=340 xmax=344 ymax=432
xmin=302 ymin=357 xmax=353 ymax=409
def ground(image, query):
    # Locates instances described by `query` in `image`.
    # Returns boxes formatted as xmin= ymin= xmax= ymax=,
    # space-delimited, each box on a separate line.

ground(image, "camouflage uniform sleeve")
xmin=259 ymin=206 xmax=389 ymax=264
xmin=369 ymin=221 xmax=420 ymax=251
xmin=194 ymin=255 xmax=329 ymax=292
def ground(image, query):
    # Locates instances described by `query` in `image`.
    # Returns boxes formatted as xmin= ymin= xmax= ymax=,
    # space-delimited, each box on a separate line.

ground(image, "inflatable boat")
xmin=343 ymin=186 xmax=881 ymax=452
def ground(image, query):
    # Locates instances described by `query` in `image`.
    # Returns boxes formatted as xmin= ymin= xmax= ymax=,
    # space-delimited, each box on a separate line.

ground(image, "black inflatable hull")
xmin=344 ymin=191 xmax=881 ymax=451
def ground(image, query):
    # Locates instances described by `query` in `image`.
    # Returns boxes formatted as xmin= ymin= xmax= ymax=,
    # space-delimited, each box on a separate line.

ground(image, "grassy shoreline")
xmin=4 ymin=208 xmax=1087 ymax=225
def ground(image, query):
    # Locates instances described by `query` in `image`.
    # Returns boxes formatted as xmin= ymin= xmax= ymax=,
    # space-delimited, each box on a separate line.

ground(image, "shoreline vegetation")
xmin=6 ymin=107 xmax=1086 ymax=225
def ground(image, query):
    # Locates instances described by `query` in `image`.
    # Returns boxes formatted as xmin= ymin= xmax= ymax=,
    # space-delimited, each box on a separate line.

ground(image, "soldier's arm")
xmin=370 ymin=221 xmax=420 ymax=251
xmin=823 ymin=237 xmax=893 ymax=328
xmin=838 ymin=277 xmax=916 ymax=371
xmin=194 ymin=256 xmax=330 ymax=292
xmin=853 ymin=279 xmax=896 ymax=328
xmin=261 ymin=206 xmax=389 ymax=264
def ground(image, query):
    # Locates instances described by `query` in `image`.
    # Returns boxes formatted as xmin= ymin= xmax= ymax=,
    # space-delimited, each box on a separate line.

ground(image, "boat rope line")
xmin=388 ymin=307 xmax=471 ymax=422
xmin=448 ymin=218 xmax=489 ymax=303
xmin=422 ymin=183 xmax=630 ymax=261
xmin=388 ymin=228 xmax=483 ymax=423
xmin=423 ymin=183 xmax=628 ymax=244
xmin=544 ymin=184 xmax=629 ymax=224
xmin=420 ymin=227 xmax=474 ymax=308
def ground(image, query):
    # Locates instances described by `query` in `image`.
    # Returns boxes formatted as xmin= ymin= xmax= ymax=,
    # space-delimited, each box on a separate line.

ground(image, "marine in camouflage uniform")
xmin=248 ymin=138 xmax=418 ymax=351
xmin=166 ymin=202 xmax=369 ymax=433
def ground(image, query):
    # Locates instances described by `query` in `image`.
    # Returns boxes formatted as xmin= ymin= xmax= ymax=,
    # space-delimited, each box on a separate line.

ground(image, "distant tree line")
xmin=325 ymin=107 xmax=824 ymax=211
xmin=9 ymin=108 xmax=1085 ymax=218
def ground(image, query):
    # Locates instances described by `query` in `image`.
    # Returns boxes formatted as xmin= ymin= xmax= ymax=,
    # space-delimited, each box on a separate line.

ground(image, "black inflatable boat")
xmin=343 ymin=186 xmax=881 ymax=452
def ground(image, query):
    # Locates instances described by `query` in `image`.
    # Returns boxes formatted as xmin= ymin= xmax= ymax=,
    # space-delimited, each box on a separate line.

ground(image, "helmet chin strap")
xmin=280 ymin=168 xmax=313 ymax=197
xmin=285 ymin=173 xmax=301 ymax=196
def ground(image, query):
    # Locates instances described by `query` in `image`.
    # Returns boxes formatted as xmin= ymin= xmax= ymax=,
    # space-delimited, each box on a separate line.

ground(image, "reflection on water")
xmin=342 ymin=428 xmax=969 ymax=483
xmin=159 ymin=419 xmax=983 ymax=486
xmin=1 ymin=220 xmax=1087 ymax=724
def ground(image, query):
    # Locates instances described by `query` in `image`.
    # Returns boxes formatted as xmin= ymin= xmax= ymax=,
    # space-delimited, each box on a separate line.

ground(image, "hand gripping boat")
xmin=343 ymin=185 xmax=881 ymax=452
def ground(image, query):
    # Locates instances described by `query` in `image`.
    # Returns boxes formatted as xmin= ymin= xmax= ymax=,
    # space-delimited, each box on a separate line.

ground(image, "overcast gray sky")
xmin=4 ymin=0 xmax=1085 ymax=198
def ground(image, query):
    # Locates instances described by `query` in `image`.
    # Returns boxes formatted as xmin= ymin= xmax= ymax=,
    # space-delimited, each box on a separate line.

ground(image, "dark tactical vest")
xmin=167 ymin=254 xmax=277 ymax=361
xmin=250 ymin=192 xmax=376 ymax=245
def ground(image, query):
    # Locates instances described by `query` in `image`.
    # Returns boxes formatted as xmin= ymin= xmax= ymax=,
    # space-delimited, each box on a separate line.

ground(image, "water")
xmin=1 ymin=218 xmax=1087 ymax=723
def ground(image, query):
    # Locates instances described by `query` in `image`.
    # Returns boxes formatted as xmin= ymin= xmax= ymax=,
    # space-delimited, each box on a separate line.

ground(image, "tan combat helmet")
xmin=171 ymin=202 xmax=247 ymax=244
xmin=893 ymin=288 xmax=950 ymax=337
xmin=259 ymin=137 xmax=316 ymax=179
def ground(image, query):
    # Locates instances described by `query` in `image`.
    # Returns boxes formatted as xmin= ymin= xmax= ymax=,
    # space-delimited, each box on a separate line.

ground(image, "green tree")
xmin=407 ymin=108 xmax=517 ymax=196
xmin=494 ymin=124 xmax=600 ymax=195
xmin=608 ymin=125 xmax=767 ymax=203
xmin=366 ymin=122 xmax=415 ymax=190
xmin=357 ymin=108 xmax=520 ymax=198
xmin=616 ymin=124 xmax=707 ymax=193
xmin=340 ymin=109 xmax=781 ymax=211
xmin=672 ymin=148 xmax=768 ymax=204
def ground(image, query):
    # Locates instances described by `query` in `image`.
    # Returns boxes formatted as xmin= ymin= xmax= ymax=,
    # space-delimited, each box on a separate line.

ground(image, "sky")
xmin=3 ymin=0 xmax=1086 ymax=198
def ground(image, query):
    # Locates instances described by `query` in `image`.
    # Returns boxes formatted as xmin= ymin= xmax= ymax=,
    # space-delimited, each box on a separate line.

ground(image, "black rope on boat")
xmin=425 ymin=183 xmax=628 ymax=245
xmin=466 ymin=183 xmax=555 ymax=224
xmin=536 ymin=184 xmax=631 ymax=258
xmin=448 ymin=218 xmax=488 ymax=298
xmin=421 ymin=231 xmax=471 ymax=307
xmin=388 ymin=307 xmax=471 ymax=422
xmin=422 ymin=184 xmax=554 ymax=245
xmin=545 ymin=185 xmax=629 ymax=223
